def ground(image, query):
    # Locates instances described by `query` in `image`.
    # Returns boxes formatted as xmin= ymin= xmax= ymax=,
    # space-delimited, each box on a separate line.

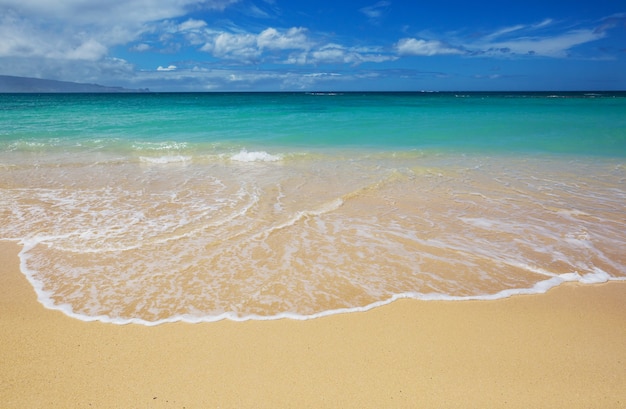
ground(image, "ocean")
xmin=1 ymin=92 xmax=625 ymax=325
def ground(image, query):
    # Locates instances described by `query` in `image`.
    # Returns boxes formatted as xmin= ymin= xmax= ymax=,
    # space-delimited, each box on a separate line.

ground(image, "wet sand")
xmin=1 ymin=240 xmax=625 ymax=408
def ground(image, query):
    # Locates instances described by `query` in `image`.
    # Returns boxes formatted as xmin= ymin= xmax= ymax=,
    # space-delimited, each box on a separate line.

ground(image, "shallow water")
xmin=1 ymin=92 xmax=625 ymax=324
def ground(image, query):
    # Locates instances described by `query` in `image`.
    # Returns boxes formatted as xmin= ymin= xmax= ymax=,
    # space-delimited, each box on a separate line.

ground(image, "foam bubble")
xmin=230 ymin=149 xmax=281 ymax=162
xmin=139 ymin=155 xmax=191 ymax=164
xmin=579 ymin=268 xmax=612 ymax=284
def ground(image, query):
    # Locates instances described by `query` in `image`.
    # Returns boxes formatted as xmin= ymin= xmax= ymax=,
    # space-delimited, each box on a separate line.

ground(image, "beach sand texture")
xmin=1 ymin=240 xmax=625 ymax=408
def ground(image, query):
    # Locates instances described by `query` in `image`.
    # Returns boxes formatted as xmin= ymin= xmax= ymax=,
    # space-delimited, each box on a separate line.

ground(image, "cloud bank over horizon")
xmin=0 ymin=0 xmax=624 ymax=91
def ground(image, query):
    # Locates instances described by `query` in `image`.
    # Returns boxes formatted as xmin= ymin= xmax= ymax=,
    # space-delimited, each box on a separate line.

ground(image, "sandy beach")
xmin=1 ymin=240 xmax=625 ymax=408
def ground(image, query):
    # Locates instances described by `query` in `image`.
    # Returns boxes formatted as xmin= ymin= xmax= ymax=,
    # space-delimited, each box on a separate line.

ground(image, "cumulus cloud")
xmin=202 ymin=32 xmax=259 ymax=60
xmin=64 ymin=39 xmax=109 ymax=60
xmin=200 ymin=27 xmax=396 ymax=65
xmin=310 ymin=44 xmax=350 ymax=64
xmin=305 ymin=44 xmax=395 ymax=65
xmin=178 ymin=19 xmax=208 ymax=31
xmin=0 ymin=0 xmax=240 ymax=61
xmin=201 ymin=27 xmax=308 ymax=63
xmin=0 ymin=0 xmax=245 ymax=86
xmin=157 ymin=65 xmax=178 ymax=71
xmin=257 ymin=27 xmax=310 ymax=50
xmin=200 ymin=27 xmax=311 ymax=62
xmin=0 ymin=0 xmax=240 ymax=25
xmin=0 ymin=11 xmax=109 ymax=60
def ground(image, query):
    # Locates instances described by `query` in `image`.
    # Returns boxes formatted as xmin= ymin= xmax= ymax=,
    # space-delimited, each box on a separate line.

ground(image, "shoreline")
xmin=2 ymin=240 xmax=625 ymax=408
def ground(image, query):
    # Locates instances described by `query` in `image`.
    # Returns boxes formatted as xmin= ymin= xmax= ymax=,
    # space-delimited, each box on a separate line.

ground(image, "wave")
xmin=230 ymin=149 xmax=282 ymax=162
xmin=139 ymin=155 xmax=192 ymax=164
xmin=14 ymin=240 xmax=624 ymax=326
xmin=3 ymin=151 xmax=625 ymax=326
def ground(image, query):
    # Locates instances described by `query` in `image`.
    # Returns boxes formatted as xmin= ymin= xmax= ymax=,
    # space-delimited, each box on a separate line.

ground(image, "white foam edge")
xmin=230 ymin=149 xmax=281 ymax=162
xmin=13 ymin=238 xmax=625 ymax=326
xmin=139 ymin=155 xmax=191 ymax=164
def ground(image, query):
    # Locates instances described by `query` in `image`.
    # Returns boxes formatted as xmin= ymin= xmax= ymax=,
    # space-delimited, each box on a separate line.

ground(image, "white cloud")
xmin=64 ymin=39 xmax=109 ymax=60
xmin=466 ymin=18 xmax=613 ymax=58
xmin=396 ymin=19 xmax=608 ymax=59
xmin=310 ymin=44 xmax=395 ymax=65
xmin=483 ymin=24 xmax=527 ymax=41
xmin=157 ymin=65 xmax=178 ymax=71
xmin=284 ymin=52 xmax=308 ymax=65
xmin=533 ymin=19 xmax=553 ymax=29
xmin=200 ymin=26 xmax=396 ymax=66
xmin=178 ymin=19 xmax=208 ymax=32
xmin=0 ymin=0 xmax=240 ymax=61
xmin=309 ymin=44 xmax=349 ymax=64
xmin=201 ymin=27 xmax=311 ymax=62
xmin=360 ymin=1 xmax=391 ymax=19
xmin=257 ymin=27 xmax=310 ymax=50
xmin=283 ymin=43 xmax=396 ymax=66
xmin=203 ymin=32 xmax=260 ymax=60
xmin=131 ymin=43 xmax=152 ymax=52
xmin=475 ymin=28 xmax=606 ymax=57
xmin=245 ymin=3 xmax=271 ymax=18
xmin=396 ymin=38 xmax=464 ymax=56
xmin=0 ymin=0 xmax=240 ymax=25
xmin=0 ymin=11 xmax=109 ymax=60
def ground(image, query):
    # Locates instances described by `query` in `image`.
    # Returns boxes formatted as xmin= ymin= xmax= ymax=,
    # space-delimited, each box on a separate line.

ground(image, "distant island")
xmin=0 ymin=75 xmax=149 ymax=93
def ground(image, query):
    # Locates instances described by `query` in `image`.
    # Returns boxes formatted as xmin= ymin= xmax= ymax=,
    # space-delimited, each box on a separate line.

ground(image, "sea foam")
xmin=140 ymin=155 xmax=191 ymax=164
xmin=14 ymin=239 xmax=625 ymax=326
xmin=230 ymin=149 xmax=281 ymax=162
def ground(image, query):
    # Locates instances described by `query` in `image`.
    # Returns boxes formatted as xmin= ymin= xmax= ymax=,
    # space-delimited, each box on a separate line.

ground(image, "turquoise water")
xmin=1 ymin=92 xmax=625 ymax=324
xmin=2 ymin=92 xmax=626 ymax=155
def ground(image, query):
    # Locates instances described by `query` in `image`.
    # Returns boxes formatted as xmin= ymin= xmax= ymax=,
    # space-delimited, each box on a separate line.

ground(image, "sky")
xmin=1 ymin=0 xmax=625 ymax=91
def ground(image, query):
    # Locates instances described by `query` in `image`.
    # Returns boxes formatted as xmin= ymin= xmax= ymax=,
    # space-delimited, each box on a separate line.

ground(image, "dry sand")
xmin=1 ymin=240 xmax=625 ymax=408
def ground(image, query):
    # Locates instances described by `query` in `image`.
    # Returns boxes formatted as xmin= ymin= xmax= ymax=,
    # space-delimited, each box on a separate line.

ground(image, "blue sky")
xmin=1 ymin=0 xmax=625 ymax=91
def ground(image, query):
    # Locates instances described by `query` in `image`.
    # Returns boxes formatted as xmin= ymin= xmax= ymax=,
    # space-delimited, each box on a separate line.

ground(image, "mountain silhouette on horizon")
xmin=0 ymin=75 xmax=149 ymax=93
